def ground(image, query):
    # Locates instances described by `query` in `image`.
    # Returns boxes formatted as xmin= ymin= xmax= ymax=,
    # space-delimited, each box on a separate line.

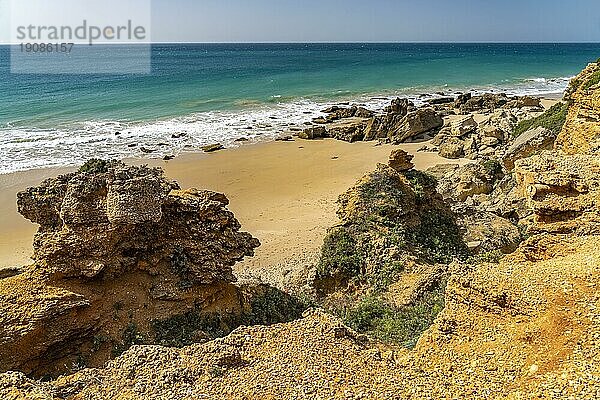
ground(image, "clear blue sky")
xmin=152 ymin=0 xmax=600 ymax=42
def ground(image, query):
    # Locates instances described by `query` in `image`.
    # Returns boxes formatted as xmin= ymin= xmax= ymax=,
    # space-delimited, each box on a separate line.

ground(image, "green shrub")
xmin=367 ymin=261 xmax=405 ymax=292
xmin=512 ymin=102 xmax=568 ymax=137
xmin=583 ymin=69 xmax=600 ymax=90
xmin=403 ymin=170 xmax=438 ymax=203
xmin=343 ymin=285 xmax=446 ymax=348
xmin=408 ymin=210 xmax=469 ymax=264
xmin=482 ymin=159 xmax=502 ymax=176
xmin=317 ymin=227 xmax=363 ymax=280
xmin=152 ymin=288 xmax=308 ymax=348
xmin=79 ymin=159 xmax=110 ymax=173
xmin=243 ymin=287 xmax=307 ymax=326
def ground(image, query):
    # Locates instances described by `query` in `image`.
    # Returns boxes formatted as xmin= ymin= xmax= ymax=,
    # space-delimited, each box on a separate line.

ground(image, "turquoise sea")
xmin=1 ymin=43 xmax=600 ymax=173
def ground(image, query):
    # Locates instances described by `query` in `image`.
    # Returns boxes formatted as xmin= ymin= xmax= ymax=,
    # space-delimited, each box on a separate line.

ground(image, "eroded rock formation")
xmin=556 ymin=61 xmax=600 ymax=154
xmin=0 ymin=161 xmax=306 ymax=378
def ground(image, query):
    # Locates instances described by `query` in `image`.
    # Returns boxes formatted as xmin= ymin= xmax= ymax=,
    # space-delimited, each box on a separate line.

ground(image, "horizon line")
xmin=1 ymin=40 xmax=600 ymax=45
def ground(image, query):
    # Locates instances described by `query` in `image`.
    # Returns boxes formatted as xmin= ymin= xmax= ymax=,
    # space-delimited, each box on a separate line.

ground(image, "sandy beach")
xmin=0 ymin=139 xmax=459 ymax=271
xmin=0 ymin=98 xmax=559 ymax=271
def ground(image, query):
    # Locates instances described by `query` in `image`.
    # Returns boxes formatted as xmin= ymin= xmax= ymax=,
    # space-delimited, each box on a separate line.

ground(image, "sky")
xmin=1 ymin=0 xmax=600 ymax=43
xmin=151 ymin=0 xmax=600 ymax=42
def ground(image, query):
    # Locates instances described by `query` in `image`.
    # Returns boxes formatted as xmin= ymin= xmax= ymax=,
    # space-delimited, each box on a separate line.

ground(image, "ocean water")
xmin=1 ymin=42 xmax=600 ymax=173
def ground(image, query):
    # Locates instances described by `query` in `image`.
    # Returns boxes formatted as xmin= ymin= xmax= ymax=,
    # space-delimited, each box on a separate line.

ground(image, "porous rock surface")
xmin=1 ymin=161 xmax=262 ymax=377
xmin=556 ymin=61 xmax=600 ymax=154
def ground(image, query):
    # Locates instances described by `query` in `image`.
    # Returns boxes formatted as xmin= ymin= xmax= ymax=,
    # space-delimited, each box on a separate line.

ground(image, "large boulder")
xmin=514 ymin=151 xmax=600 ymax=234
xmin=363 ymin=98 xmax=415 ymax=141
xmin=17 ymin=163 xmax=259 ymax=281
xmin=436 ymin=162 xmax=497 ymax=202
xmin=478 ymin=109 xmax=518 ymax=140
xmin=327 ymin=121 xmax=366 ymax=142
xmin=391 ymin=108 xmax=444 ymax=143
xmin=459 ymin=210 xmax=522 ymax=254
xmin=438 ymin=138 xmax=465 ymax=159
xmin=458 ymin=93 xmax=509 ymax=113
xmin=299 ymin=126 xmax=328 ymax=139
xmin=449 ymin=115 xmax=478 ymax=137
xmin=1 ymin=161 xmax=284 ymax=378
xmin=322 ymin=106 xmax=375 ymax=122
xmin=502 ymin=127 xmax=556 ymax=171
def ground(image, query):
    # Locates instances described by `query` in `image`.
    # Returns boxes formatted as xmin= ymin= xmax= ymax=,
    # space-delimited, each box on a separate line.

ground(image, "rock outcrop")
xmin=4 ymin=233 xmax=600 ymax=398
xmin=300 ymin=98 xmax=444 ymax=144
xmin=17 ymin=162 xmax=258 ymax=282
xmin=391 ymin=107 xmax=444 ymax=143
xmin=555 ymin=61 xmax=600 ymax=154
xmin=502 ymin=126 xmax=556 ymax=171
xmin=388 ymin=149 xmax=414 ymax=172
xmin=0 ymin=161 xmax=306 ymax=378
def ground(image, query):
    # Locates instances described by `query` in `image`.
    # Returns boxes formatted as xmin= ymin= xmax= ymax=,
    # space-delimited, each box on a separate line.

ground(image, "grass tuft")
xmin=512 ymin=102 xmax=568 ymax=138
xmin=343 ymin=283 xmax=446 ymax=348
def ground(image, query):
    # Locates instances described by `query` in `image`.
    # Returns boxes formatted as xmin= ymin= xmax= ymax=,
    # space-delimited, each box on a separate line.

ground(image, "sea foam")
xmin=0 ymin=78 xmax=571 ymax=174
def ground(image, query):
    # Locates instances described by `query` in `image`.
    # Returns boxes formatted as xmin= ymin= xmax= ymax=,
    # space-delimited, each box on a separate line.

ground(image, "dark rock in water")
xmin=140 ymin=147 xmax=155 ymax=153
xmin=321 ymin=106 xmax=374 ymax=122
xmin=354 ymin=107 xmax=374 ymax=118
xmin=457 ymin=93 xmax=509 ymax=113
xmin=303 ymin=111 xmax=312 ymax=114
xmin=454 ymin=93 xmax=472 ymax=108
xmin=202 ymin=143 xmax=224 ymax=153
xmin=171 ymin=132 xmax=187 ymax=139
xmin=384 ymin=98 xmax=412 ymax=115
xmin=157 ymin=143 xmax=168 ymax=147
xmin=235 ymin=137 xmax=249 ymax=142
xmin=321 ymin=106 xmax=343 ymax=114
xmin=427 ymin=97 xmax=455 ymax=105
xmin=128 ymin=144 xmax=137 ymax=148
xmin=114 ymin=131 xmax=122 ymax=135
xmin=328 ymin=124 xmax=366 ymax=143
xmin=163 ymin=155 xmax=175 ymax=161
xmin=276 ymin=135 xmax=294 ymax=142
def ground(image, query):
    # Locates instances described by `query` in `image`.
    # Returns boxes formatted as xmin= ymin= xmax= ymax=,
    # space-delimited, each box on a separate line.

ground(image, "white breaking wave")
xmin=0 ymin=77 xmax=573 ymax=174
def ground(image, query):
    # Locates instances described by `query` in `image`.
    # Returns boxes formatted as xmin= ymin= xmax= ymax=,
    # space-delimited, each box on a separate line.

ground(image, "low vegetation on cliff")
xmin=315 ymin=152 xmax=468 ymax=347
xmin=512 ymin=102 xmax=568 ymax=137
